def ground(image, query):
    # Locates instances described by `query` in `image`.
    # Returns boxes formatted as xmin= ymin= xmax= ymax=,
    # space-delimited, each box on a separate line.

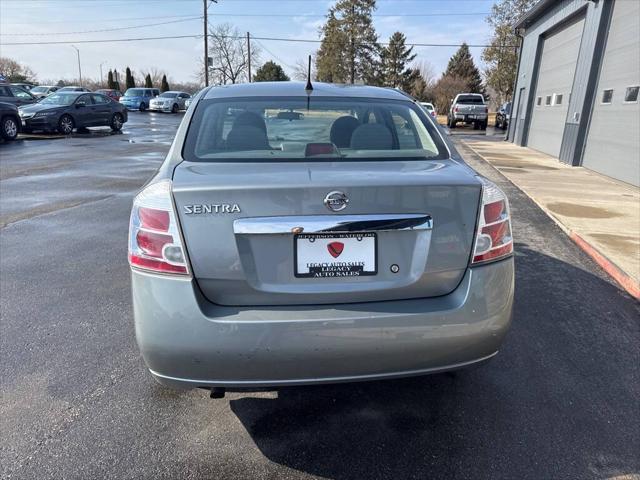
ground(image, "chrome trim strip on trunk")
xmin=233 ymin=214 xmax=433 ymax=235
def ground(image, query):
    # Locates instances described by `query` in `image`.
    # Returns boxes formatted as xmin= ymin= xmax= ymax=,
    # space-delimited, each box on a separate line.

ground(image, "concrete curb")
xmin=463 ymin=140 xmax=640 ymax=301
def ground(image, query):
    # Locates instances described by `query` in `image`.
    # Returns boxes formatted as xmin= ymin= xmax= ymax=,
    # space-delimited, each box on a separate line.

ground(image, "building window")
xmin=537 ymin=96 xmax=542 ymax=106
xmin=602 ymin=89 xmax=614 ymax=104
xmin=545 ymin=95 xmax=552 ymax=106
xmin=554 ymin=94 xmax=563 ymax=105
xmin=624 ymin=86 xmax=639 ymax=103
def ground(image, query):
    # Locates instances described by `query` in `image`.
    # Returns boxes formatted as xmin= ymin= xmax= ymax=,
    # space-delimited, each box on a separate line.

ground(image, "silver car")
xmin=149 ymin=91 xmax=190 ymax=113
xmin=129 ymin=82 xmax=514 ymax=392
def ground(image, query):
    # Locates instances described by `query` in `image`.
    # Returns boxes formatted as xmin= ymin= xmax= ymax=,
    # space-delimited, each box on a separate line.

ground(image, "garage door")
xmin=582 ymin=0 xmax=640 ymax=187
xmin=527 ymin=15 xmax=585 ymax=157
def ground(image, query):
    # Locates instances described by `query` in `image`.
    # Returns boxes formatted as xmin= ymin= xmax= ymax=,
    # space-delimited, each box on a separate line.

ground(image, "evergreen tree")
xmin=113 ymin=69 xmax=121 ymax=91
xmin=315 ymin=0 xmax=380 ymax=84
xmin=253 ymin=61 xmax=290 ymax=82
xmin=160 ymin=75 xmax=170 ymax=92
xmin=107 ymin=70 xmax=115 ymax=89
xmin=444 ymin=43 xmax=485 ymax=95
xmin=408 ymin=68 xmax=431 ymax=102
xmin=381 ymin=31 xmax=417 ymax=90
xmin=125 ymin=67 xmax=135 ymax=89
xmin=316 ymin=10 xmax=349 ymax=83
xmin=482 ymin=0 xmax=536 ymax=104
xmin=144 ymin=73 xmax=153 ymax=88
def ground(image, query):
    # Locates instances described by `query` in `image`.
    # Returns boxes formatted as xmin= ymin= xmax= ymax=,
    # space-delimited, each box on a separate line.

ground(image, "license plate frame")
xmin=294 ymin=232 xmax=378 ymax=278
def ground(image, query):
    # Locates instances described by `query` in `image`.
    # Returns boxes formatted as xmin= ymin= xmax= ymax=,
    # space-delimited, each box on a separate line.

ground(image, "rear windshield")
xmin=456 ymin=95 xmax=484 ymax=105
xmin=183 ymin=96 xmax=447 ymax=162
xmin=125 ymin=89 xmax=146 ymax=97
xmin=159 ymin=92 xmax=178 ymax=98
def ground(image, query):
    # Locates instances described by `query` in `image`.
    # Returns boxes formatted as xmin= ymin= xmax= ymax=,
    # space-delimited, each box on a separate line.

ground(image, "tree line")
xmin=105 ymin=67 xmax=171 ymax=92
xmin=2 ymin=0 xmax=535 ymax=106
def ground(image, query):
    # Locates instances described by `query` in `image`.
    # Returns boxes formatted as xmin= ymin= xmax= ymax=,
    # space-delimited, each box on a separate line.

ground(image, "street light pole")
xmin=204 ymin=0 xmax=209 ymax=86
xmin=99 ymin=61 xmax=107 ymax=88
xmin=204 ymin=0 xmax=217 ymax=87
xmin=71 ymin=45 xmax=82 ymax=87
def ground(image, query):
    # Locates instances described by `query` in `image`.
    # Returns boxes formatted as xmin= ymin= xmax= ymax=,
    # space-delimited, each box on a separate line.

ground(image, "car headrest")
xmin=350 ymin=123 xmax=393 ymax=150
xmin=330 ymin=116 xmax=360 ymax=148
xmin=232 ymin=111 xmax=267 ymax=133
xmin=226 ymin=126 xmax=270 ymax=151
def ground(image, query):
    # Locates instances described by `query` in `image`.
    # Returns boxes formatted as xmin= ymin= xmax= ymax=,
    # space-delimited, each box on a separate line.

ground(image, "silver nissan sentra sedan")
xmin=129 ymin=82 xmax=514 ymax=392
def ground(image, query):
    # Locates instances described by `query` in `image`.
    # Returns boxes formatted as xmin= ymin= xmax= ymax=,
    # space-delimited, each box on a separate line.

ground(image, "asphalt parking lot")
xmin=1 ymin=113 xmax=638 ymax=479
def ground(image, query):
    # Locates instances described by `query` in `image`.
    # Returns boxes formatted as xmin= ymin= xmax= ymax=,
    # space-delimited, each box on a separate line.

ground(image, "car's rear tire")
xmin=1 ymin=116 xmax=19 ymax=140
xmin=171 ymin=103 xmax=178 ymax=114
xmin=473 ymin=122 xmax=479 ymax=130
xmin=481 ymin=120 xmax=488 ymax=130
xmin=139 ymin=102 xmax=147 ymax=112
xmin=449 ymin=118 xmax=456 ymax=128
xmin=57 ymin=114 xmax=74 ymax=135
xmin=111 ymin=113 xmax=124 ymax=131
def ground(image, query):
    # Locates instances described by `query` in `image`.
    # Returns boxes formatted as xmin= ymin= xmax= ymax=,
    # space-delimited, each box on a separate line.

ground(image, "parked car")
xmin=495 ymin=102 xmax=511 ymax=130
xmin=18 ymin=92 xmax=127 ymax=135
xmin=447 ymin=93 xmax=488 ymax=130
xmin=120 ymin=88 xmax=160 ymax=111
xmin=11 ymin=82 xmax=35 ymax=91
xmin=57 ymin=86 xmax=92 ymax=93
xmin=95 ymin=89 xmax=123 ymax=102
xmin=129 ymin=82 xmax=514 ymax=393
xmin=0 ymin=84 xmax=37 ymax=107
xmin=0 ymin=102 xmax=21 ymax=140
xmin=420 ymin=102 xmax=437 ymax=118
xmin=149 ymin=91 xmax=191 ymax=113
xmin=30 ymin=85 xmax=60 ymax=99
xmin=184 ymin=90 xmax=200 ymax=109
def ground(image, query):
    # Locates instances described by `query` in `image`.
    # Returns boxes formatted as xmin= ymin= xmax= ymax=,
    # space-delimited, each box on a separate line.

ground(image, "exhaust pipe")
xmin=209 ymin=387 xmax=226 ymax=399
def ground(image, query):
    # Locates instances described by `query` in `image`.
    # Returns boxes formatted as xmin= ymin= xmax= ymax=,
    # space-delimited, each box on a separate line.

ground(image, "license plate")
xmin=469 ymin=115 xmax=477 ymax=119
xmin=294 ymin=232 xmax=377 ymax=278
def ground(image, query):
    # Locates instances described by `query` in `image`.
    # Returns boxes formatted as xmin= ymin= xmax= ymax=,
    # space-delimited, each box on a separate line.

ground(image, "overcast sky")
xmin=1 ymin=0 xmax=495 ymax=84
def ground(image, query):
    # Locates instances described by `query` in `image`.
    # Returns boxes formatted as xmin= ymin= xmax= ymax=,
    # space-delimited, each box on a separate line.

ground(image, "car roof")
xmin=203 ymin=82 xmax=412 ymax=101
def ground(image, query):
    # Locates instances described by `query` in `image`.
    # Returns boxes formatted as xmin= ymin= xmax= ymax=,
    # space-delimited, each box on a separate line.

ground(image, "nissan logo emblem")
xmin=323 ymin=191 xmax=349 ymax=212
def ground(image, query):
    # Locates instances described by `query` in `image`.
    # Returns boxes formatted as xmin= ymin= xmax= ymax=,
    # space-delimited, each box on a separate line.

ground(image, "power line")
xmin=0 ymin=16 xmax=202 ymax=36
xmin=1 ymin=13 xmax=203 ymax=25
xmin=3 ymin=33 xmax=515 ymax=48
xmin=208 ymin=12 xmax=491 ymax=17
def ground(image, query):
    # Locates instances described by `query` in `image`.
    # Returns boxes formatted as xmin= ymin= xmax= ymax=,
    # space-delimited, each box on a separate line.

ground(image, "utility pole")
xmin=247 ymin=32 xmax=251 ymax=83
xmin=71 ymin=45 xmax=82 ymax=87
xmin=204 ymin=0 xmax=209 ymax=86
xmin=99 ymin=61 xmax=106 ymax=88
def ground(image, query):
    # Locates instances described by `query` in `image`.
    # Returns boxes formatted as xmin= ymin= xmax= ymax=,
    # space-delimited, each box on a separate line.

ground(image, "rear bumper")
xmin=149 ymin=104 xmax=172 ymax=112
xmin=132 ymin=257 xmax=514 ymax=388
xmin=454 ymin=113 xmax=487 ymax=122
xmin=120 ymin=100 xmax=142 ymax=110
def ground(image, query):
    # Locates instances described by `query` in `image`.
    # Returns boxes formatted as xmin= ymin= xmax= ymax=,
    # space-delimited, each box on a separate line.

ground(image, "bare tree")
xmin=414 ymin=59 xmax=436 ymax=89
xmin=432 ymin=75 xmax=469 ymax=114
xmin=206 ymin=23 xmax=261 ymax=85
xmin=0 ymin=56 xmax=37 ymax=83
xmin=140 ymin=68 xmax=167 ymax=88
xmin=292 ymin=56 xmax=317 ymax=81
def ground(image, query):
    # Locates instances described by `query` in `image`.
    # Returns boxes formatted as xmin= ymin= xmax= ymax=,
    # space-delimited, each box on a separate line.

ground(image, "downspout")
xmin=505 ymin=27 xmax=524 ymax=142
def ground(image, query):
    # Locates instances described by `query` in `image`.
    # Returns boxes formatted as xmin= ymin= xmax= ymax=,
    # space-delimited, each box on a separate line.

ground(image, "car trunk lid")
xmin=172 ymin=159 xmax=481 ymax=306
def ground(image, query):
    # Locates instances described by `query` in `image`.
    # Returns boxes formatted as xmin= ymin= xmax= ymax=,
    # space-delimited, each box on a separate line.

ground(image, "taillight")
xmin=128 ymin=180 xmax=189 ymax=275
xmin=472 ymin=178 xmax=513 ymax=264
xmin=454 ymin=107 xmax=458 ymax=112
